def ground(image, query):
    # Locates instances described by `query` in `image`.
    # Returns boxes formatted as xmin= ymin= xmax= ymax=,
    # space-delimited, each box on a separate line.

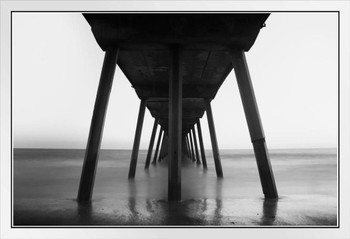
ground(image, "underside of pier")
xmin=77 ymin=13 xmax=278 ymax=202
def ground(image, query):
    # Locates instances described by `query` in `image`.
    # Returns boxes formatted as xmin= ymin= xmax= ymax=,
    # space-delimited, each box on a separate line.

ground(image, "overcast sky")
xmin=12 ymin=12 xmax=338 ymax=149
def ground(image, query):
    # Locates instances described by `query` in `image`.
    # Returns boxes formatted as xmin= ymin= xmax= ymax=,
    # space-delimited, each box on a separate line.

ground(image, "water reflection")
xmin=124 ymin=179 xmax=226 ymax=225
xmin=260 ymin=198 xmax=278 ymax=225
xmin=127 ymin=180 xmax=138 ymax=221
xmin=212 ymin=179 xmax=223 ymax=225
xmin=146 ymin=198 xmax=154 ymax=215
xmin=74 ymin=178 xmax=278 ymax=226
xmin=123 ymin=176 xmax=228 ymax=225
xmin=77 ymin=201 xmax=93 ymax=224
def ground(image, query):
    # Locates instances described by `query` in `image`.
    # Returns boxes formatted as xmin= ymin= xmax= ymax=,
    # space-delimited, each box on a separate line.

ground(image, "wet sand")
xmin=13 ymin=148 xmax=337 ymax=226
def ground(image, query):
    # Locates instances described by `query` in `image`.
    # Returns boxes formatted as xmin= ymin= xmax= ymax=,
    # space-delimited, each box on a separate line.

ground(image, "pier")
xmin=77 ymin=13 xmax=278 ymax=202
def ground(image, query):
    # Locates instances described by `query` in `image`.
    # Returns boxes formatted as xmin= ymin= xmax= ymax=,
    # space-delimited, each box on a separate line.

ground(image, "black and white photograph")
xmin=1 ymin=1 xmax=349 ymax=239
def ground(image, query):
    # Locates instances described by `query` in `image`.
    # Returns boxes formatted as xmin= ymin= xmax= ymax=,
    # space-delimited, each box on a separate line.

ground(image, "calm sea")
xmin=13 ymin=148 xmax=337 ymax=226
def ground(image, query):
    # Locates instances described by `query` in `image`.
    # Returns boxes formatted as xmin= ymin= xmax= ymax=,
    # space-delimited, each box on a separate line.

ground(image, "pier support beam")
xmin=196 ymin=120 xmax=207 ymax=169
xmin=77 ymin=48 xmax=119 ymax=202
xmin=231 ymin=49 xmax=278 ymax=199
xmin=181 ymin=136 xmax=186 ymax=157
xmin=206 ymin=101 xmax=223 ymax=178
xmin=186 ymin=135 xmax=192 ymax=160
xmin=189 ymin=129 xmax=196 ymax=162
xmin=185 ymin=135 xmax=192 ymax=160
xmin=192 ymin=127 xmax=201 ymax=165
xmin=182 ymin=136 xmax=187 ymax=157
xmin=158 ymin=134 xmax=164 ymax=161
xmin=145 ymin=119 xmax=159 ymax=169
xmin=168 ymin=45 xmax=182 ymax=201
xmin=152 ymin=127 xmax=163 ymax=165
xmin=159 ymin=134 xmax=168 ymax=161
xmin=128 ymin=99 xmax=146 ymax=179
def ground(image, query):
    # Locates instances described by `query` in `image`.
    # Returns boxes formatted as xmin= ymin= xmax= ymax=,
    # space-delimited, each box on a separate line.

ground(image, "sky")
xmin=12 ymin=12 xmax=338 ymax=149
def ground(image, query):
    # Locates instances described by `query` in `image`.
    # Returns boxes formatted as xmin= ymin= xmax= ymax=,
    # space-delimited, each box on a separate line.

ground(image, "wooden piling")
xmin=158 ymin=133 xmax=164 ymax=161
xmin=192 ymin=127 xmax=201 ymax=165
xmin=181 ymin=136 xmax=186 ymax=157
xmin=185 ymin=135 xmax=192 ymax=160
xmin=189 ymin=129 xmax=196 ymax=162
xmin=168 ymin=45 xmax=182 ymax=201
xmin=185 ymin=135 xmax=189 ymax=159
xmin=158 ymin=134 xmax=164 ymax=161
xmin=186 ymin=135 xmax=191 ymax=159
xmin=164 ymin=134 xmax=169 ymax=159
xmin=145 ymin=119 xmax=159 ymax=169
xmin=159 ymin=134 xmax=168 ymax=161
xmin=182 ymin=136 xmax=186 ymax=157
xmin=128 ymin=99 xmax=146 ymax=179
xmin=205 ymin=100 xmax=223 ymax=178
xmin=152 ymin=128 xmax=163 ymax=165
xmin=196 ymin=120 xmax=208 ymax=169
xmin=231 ymin=49 xmax=278 ymax=199
xmin=77 ymin=48 xmax=119 ymax=202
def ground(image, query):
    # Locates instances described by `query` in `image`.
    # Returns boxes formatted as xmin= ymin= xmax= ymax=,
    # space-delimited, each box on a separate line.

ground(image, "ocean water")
xmin=13 ymin=148 xmax=337 ymax=226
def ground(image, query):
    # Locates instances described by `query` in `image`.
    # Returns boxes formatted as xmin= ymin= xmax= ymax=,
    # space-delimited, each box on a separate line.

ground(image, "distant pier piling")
xmin=189 ymin=128 xmax=196 ymax=162
xmin=145 ymin=119 xmax=158 ymax=169
xmin=128 ymin=99 xmax=146 ymax=179
xmin=192 ymin=127 xmax=201 ymax=165
xmin=185 ymin=134 xmax=192 ymax=160
xmin=196 ymin=120 xmax=207 ymax=169
xmin=206 ymin=101 xmax=223 ymax=178
xmin=152 ymin=127 xmax=163 ymax=165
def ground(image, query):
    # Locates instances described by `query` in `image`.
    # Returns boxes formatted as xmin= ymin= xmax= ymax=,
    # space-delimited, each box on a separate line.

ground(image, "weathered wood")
xmin=196 ymin=120 xmax=207 ymax=169
xmin=145 ymin=119 xmax=159 ymax=169
xmin=128 ymin=99 xmax=146 ymax=179
xmin=168 ymin=45 xmax=182 ymax=201
xmin=77 ymin=48 xmax=119 ymax=202
xmin=192 ymin=127 xmax=201 ymax=165
xmin=152 ymin=128 xmax=163 ymax=165
xmin=231 ymin=49 xmax=278 ymax=199
xmin=206 ymin=101 xmax=223 ymax=178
